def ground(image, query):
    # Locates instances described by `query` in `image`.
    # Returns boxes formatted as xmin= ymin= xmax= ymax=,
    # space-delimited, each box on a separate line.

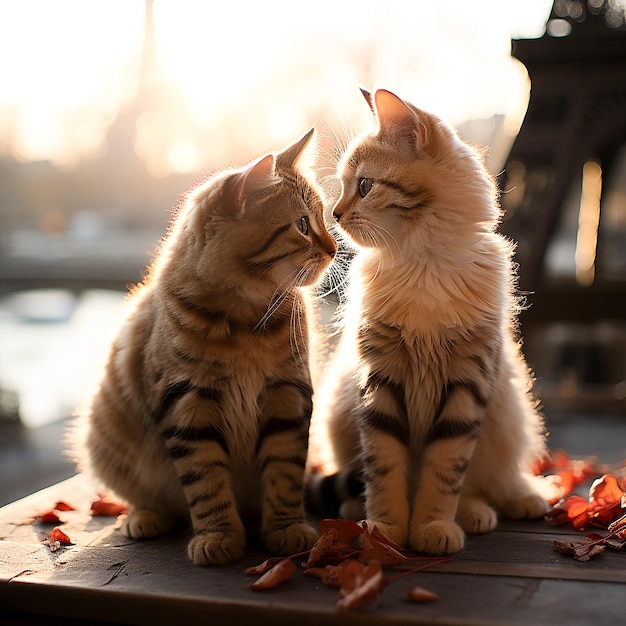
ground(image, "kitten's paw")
xmin=502 ymin=493 xmax=548 ymax=520
xmin=121 ymin=509 xmax=174 ymax=539
xmin=410 ymin=521 xmax=465 ymax=555
xmin=187 ymin=531 xmax=245 ymax=565
xmin=457 ymin=500 xmax=498 ymax=535
xmin=263 ymin=522 xmax=318 ymax=555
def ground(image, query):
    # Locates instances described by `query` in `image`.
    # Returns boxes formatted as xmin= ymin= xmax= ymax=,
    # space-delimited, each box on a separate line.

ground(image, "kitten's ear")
xmin=373 ymin=89 xmax=427 ymax=156
xmin=231 ymin=154 xmax=280 ymax=217
xmin=275 ymin=128 xmax=316 ymax=169
xmin=360 ymin=87 xmax=375 ymax=113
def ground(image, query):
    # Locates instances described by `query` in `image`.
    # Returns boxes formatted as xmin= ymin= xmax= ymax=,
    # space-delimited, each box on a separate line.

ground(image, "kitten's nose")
xmin=332 ymin=205 xmax=344 ymax=222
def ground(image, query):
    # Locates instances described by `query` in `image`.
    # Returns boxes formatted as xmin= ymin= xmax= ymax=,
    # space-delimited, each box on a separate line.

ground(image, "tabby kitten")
xmin=308 ymin=89 xmax=552 ymax=556
xmin=79 ymin=129 xmax=337 ymax=565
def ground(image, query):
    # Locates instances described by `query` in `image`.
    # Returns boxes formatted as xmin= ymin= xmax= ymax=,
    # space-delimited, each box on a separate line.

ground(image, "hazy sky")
xmin=0 ymin=0 xmax=554 ymax=172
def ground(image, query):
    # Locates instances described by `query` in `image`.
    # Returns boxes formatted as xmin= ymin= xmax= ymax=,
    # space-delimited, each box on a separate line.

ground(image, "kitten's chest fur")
xmin=354 ymin=254 xmax=500 ymax=430
xmin=359 ymin=315 xmax=453 ymax=424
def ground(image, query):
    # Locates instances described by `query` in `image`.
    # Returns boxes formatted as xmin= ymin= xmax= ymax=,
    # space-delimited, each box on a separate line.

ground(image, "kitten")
xmin=308 ymin=89 xmax=553 ymax=556
xmin=76 ymin=129 xmax=337 ymax=565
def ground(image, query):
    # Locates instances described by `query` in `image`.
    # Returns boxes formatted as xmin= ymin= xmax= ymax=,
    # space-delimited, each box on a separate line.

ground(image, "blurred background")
xmin=1 ymin=0 xmax=625 ymax=506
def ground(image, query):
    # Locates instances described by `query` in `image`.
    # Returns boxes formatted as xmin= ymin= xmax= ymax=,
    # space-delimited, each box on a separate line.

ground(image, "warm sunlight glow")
xmin=575 ymin=161 xmax=603 ymax=287
xmin=0 ymin=1 xmax=145 ymax=168
xmin=0 ymin=0 xmax=553 ymax=173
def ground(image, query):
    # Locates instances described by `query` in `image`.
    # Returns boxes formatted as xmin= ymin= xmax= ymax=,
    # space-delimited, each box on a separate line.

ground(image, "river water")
xmin=0 ymin=289 xmax=129 ymax=428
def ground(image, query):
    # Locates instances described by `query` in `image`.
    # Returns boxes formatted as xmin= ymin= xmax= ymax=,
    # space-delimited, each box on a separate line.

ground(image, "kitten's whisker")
xmin=288 ymin=268 xmax=310 ymax=365
xmin=256 ymin=273 xmax=298 ymax=331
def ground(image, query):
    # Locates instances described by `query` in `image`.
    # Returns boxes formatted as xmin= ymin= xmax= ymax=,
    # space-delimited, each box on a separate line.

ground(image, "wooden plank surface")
xmin=1 ymin=475 xmax=625 ymax=626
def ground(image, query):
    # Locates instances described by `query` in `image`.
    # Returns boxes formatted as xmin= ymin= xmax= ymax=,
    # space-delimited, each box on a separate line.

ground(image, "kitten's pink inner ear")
xmin=233 ymin=154 xmax=278 ymax=215
xmin=374 ymin=89 xmax=425 ymax=149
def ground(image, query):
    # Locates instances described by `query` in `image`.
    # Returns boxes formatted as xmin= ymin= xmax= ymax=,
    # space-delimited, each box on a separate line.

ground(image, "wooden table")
xmin=1 ymin=474 xmax=624 ymax=626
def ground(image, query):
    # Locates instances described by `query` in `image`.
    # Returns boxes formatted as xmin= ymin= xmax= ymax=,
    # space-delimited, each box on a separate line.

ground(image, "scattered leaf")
xmin=36 ymin=510 xmax=63 ymax=524
xmin=49 ymin=527 xmax=72 ymax=545
xmin=90 ymin=495 xmax=127 ymax=516
xmin=303 ymin=565 xmax=334 ymax=581
xmin=319 ymin=519 xmax=363 ymax=545
xmin=546 ymin=495 xmax=591 ymax=529
xmin=336 ymin=560 xmax=389 ymax=611
xmin=248 ymin=558 xmax=297 ymax=590
xmin=42 ymin=526 xmax=73 ymax=552
xmin=304 ymin=527 xmax=340 ymax=567
xmin=54 ymin=501 xmax=76 ymax=511
xmin=554 ymin=537 xmax=606 ymax=561
xmin=370 ymin=524 xmax=407 ymax=553
xmin=360 ymin=524 xmax=406 ymax=565
xmin=407 ymin=586 xmax=440 ymax=603
xmin=587 ymin=474 xmax=625 ymax=526
xmin=244 ymin=557 xmax=285 ymax=576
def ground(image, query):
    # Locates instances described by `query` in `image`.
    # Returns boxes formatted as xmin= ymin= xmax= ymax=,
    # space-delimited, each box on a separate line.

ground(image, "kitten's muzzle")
xmin=332 ymin=205 xmax=345 ymax=223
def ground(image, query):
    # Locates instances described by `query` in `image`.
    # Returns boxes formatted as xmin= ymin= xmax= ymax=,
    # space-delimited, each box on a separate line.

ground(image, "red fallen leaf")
xmin=248 ymin=558 xmax=297 ymax=590
xmin=554 ymin=536 xmax=606 ymax=561
xmin=587 ymin=474 xmax=625 ymax=526
xmin=303 ymin=565 xmax=334 ymax=581
xmin=606 ymin=513 xmax=626 ymax=548
xmin=54 ymin=501 xmax=76 ymax=511
xmin=49 ymin=527 xmax=72 ymax=545
xmin=37 ymin=510 xmax=63 ymax=524
xmin=90 ymin=495 xmax=127 ymax=516
xmin=546 ymin=496 xmax=591 ymax=529
xmin=334 ymin=559 xmax=369 ymax=594
xmin=407 ymin=586 xmax=440 ymax=603
xmin=336 ymin=560 xmax=389 ymax=611
xmin=534 ymin=449 xmax=601 ymax=499
xmin=554 ymin=469 xmax=590 ymax=500
xmin=370 ymin=524 xmax=407 ymax=553
xmin=360 ymin=523 xmax=406 ymax=565
xmin=305 ymin=527 xmax=340 ymax=567
xmin=244 ymin=557 xmax=286 ymax=576
xmin=319 ymin=519 xmax=363 ymax=545
xmin=42 ymin=526 xmax=73 ymax=552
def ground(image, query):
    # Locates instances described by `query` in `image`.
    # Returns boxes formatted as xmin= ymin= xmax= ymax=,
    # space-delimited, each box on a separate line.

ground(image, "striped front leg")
xmin=359 ymin=372 xmax=411 ymax=547
xmin=409 ymin=381 xmax=484 ymax=555
xmin=159 ymin=383 xmax=246 ymax=565
xmin=257 ymin=380 xmax=318 ymax=554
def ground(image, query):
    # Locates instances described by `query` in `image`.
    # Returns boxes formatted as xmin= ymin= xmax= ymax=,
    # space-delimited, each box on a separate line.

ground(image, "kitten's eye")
xmin=358 ymin=177 xmax=374 ymax=198
xmin=297 ymin=215 xmax=309 ymax=235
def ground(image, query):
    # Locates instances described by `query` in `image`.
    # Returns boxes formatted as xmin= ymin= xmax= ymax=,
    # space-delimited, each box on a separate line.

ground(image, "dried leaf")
xmin=43 ymin=538 xmax=61 ymax=552
xmin=248 ymin=558 xmax=297 ymax=590
xmin=42 ymin=527 xmax=73 ymax=552
xmin=305 ymin=528 xmax=339 ymax=567
xmin=335 ymin=559 xmax=368 ymax=595
xmin=554 ymin=538 xmax=606 ymax=561
xmin=370 ymin=524 xmax=407 ymax=553
xmin=407 ymin=586 xmax=440 ymax=603
xmin=319 ymin=519 xmax=363 ymax=545
xmin=336 ymin=561 xmax=389 ymax=611
xmin=90 ymin=495 xmax=127 ymax=516
xmin=360 ymin=523 xmax=406 ymax=565
xmin=534 ymin=449 xmax=601 ymax=500
xmin=36 ymin=510 xmax=63 ymax=524
xmin=587 ymin=474 xmax=625 ymax=526
xmin=303 ymin=565 xmax=334 ymax=581
xmin=49 ymin=527 xmax=72 ymax=545
xmin=54 ymin=501 xmax=76 ymax=511
xmin=244 ymin=557 xmax=285 ymax=576
xmin=546 ymin=496 xmax=590 ymax=529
